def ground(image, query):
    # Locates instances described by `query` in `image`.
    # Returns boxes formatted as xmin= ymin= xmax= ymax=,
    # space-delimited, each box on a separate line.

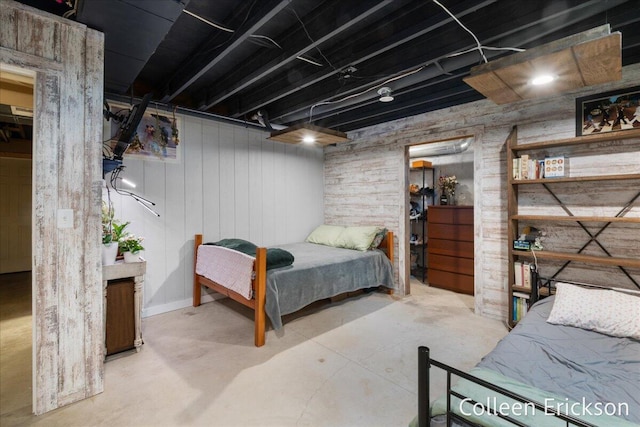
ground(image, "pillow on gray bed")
xmin=204 ymin=239 xmax=294 ymax=270
xmin=547 ymin=282 xmax=640 ymax=340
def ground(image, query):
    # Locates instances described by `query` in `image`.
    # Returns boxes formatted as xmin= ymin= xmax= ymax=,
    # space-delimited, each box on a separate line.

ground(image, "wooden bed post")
xmin=254 ymin=247 xmax=267 ymax=347
xmin=385 ymin=231 xmax=394 ymax=262
xmin=193 ymin=234 xmax=203 ymax=307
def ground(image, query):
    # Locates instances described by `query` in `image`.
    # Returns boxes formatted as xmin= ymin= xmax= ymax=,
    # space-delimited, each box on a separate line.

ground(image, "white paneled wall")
xmin=105 ymin=113 xmax=324 ymax=316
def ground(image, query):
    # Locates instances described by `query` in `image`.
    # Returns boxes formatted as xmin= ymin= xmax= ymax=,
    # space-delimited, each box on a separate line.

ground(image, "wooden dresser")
xmin=427 ymin=206 xmax=474 ymax=295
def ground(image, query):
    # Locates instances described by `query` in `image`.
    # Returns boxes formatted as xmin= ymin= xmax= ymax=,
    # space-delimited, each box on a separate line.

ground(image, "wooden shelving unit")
xmin=506 ymin=127 xmax=640 ymax=327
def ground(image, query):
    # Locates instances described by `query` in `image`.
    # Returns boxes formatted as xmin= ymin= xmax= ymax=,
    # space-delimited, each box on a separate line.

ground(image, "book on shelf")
xmin=513 ymin=261 xmax=533 ymax=290
xmin=520 ymin=154 xmax=529 ymax=180
xmin=522 ymin=262 xmax=531 ymax=289
xmin=514 ymin=261 xmax=523 ymax=286
xmin=512 ymin=155 xmax=546 ymax=180
xmin=512 ymin=294 xmax=529 ymax=323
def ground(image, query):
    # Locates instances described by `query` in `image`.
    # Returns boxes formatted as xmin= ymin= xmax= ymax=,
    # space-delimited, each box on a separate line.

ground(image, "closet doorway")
xmin=406 ymin=136 xmax=475 ymax=293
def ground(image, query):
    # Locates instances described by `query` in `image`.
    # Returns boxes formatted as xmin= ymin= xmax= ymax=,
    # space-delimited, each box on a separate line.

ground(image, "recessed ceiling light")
xmin=302 ymin=135 xmax=315 ymax=143
xmin=530 ymin=74 xmax=556 ymax=86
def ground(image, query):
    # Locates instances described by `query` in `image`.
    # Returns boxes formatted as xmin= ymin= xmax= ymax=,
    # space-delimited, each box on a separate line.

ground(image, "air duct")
xmin=409 ymin=137 xmax=472 ymax=157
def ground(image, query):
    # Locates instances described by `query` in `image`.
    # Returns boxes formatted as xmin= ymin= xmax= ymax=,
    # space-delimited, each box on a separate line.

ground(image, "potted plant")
xmin=102 ymin=200 xmax=118 ymax=265
xmin=102 ymin=200 xmax=130 ymax=265
xmin=119 ymin=234 xmax=144 ymax=263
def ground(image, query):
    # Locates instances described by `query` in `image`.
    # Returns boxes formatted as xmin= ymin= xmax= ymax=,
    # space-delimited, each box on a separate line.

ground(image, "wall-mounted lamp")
xmin=118 ymin=177 xmax=136 ymax=188
xmin=377 ymin=87 xmax=394 ymax=102
xmin=110 ymin=166 xmax=160 ymax=217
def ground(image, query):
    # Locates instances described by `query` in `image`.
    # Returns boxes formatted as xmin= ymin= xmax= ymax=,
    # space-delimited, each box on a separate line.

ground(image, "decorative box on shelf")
xmin=544 ymin=156 xmax=568 ymax=177
xmin=412 ymin=160 xmax=432 ymax=168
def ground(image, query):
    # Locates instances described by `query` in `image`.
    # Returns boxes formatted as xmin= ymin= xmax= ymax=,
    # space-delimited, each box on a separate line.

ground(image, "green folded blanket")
xmin=205 ymin=238 xmax=294 ymax=270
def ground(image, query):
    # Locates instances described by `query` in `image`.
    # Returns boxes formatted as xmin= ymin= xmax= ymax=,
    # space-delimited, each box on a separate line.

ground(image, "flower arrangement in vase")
xmin=438 ymin=175 xmax=458 ymax=205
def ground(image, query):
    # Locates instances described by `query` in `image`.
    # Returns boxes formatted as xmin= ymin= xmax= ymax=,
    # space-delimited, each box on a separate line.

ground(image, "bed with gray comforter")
xmin=265 ymin=242 xmax=394 ymax=329
xmin=420 ymin=296 xmax=640 ymax=427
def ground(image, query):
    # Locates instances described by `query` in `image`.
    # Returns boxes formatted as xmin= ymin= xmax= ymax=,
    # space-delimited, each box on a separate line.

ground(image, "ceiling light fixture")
xmin=463 ymin=25 xmax=621 ymax=104
xmin=530 ymin=74 xmax=556 ymax=86
xmin=268 ymin=123 xmax=350 ymax=146
xmin=378 ymin=87 xmax=394 ymax=102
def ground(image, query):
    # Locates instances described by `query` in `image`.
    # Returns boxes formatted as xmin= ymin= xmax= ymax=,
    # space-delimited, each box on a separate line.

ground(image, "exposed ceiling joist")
xmin=161 ymin=0 xmax=290 ymax=103
xmin=230 ymin=0 xmax=497 ymax=119
xmin=200 ymin=0 xmax=396 ymax=111
xmin=269 ymin=0 xmax=629 ymax=127
xmin=19 ymin=0 xmax=638 ymax=134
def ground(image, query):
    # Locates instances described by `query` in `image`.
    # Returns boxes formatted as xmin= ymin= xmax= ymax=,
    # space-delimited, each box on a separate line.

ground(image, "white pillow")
xmin=547 ymin=282 xmax=640 ymax=340
xmin=335 ymin=226 xmax=381 ymax=251
xmin=305 ymin=225 xmax=345 ymax=247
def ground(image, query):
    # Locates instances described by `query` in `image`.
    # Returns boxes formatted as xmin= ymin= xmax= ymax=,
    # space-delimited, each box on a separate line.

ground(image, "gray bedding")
xmin=477 ymin=296 xmax=640 ymax=424
xmin=265 ymin=242 xmax=394 ymax=329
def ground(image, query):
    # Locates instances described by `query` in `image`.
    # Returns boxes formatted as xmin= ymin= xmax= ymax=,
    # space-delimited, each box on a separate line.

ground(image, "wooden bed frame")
xmin=193 ymin=231 xmax=394 ymax=347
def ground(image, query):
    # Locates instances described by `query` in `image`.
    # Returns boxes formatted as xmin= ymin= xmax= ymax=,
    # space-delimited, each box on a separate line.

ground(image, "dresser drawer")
xmin=428 ymin=223 xmax=474 ymax=242
xmin=428 ymin=269 xmax=474 ymax=295
xmin=429 ymin=254 xmax=474 ymax=276
xmin=428 ymin=206 xmax=474 ymax=225
xmin=428 ymin=238 xmax=474 ymax=258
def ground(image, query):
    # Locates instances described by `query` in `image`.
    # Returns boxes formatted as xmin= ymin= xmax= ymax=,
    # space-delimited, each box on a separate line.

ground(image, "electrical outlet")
xmin=57 ymin=209 xmax=74 ymax=229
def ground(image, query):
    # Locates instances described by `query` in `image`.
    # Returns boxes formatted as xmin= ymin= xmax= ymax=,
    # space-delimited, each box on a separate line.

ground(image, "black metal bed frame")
xmin=417 ymin=346 xmax=596 ymax=427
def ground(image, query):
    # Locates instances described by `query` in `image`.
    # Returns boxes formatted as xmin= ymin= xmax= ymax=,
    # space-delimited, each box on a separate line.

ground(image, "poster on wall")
xmin=575 ymin=86 xmax=640 ymax=136
xmin=108 ymin=103 xmax=181 ymax=162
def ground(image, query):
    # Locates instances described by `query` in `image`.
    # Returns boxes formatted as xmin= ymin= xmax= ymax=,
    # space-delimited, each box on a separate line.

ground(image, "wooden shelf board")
xmin=511 ymin=215 xmax=640 ymax=223
xmin=511 ymin=174 xmax=640 ymax=184
xmin=510 ymin=128 xmax=640 ymax=152
xmin=513 ymin=250 xmax=640 ymax=268
xmin=511 ymin=285 xmax=532 ymax=293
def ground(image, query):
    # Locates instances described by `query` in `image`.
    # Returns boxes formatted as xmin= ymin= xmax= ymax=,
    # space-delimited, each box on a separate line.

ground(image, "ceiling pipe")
xmin=409 ymin=137 xmax=472 ymax=157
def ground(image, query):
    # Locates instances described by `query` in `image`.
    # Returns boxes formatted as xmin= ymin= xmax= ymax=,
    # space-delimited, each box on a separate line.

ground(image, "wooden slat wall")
xmin=1 ymin=0 xmax=104 ymax=414
xmin=107 ymin=115 xmax=325 ymax=315
xmin=325 ymin=63 xmax=640 ymax=320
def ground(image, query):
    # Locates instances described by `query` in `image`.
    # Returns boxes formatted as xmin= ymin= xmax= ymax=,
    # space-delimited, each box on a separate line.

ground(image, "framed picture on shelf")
xmin=575 ymin=86 xmax=640 ymax=136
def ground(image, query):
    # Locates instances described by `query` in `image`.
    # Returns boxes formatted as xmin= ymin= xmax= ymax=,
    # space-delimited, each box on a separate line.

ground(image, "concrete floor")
xmin=1 ymin=274 xmax=507 ymax=427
